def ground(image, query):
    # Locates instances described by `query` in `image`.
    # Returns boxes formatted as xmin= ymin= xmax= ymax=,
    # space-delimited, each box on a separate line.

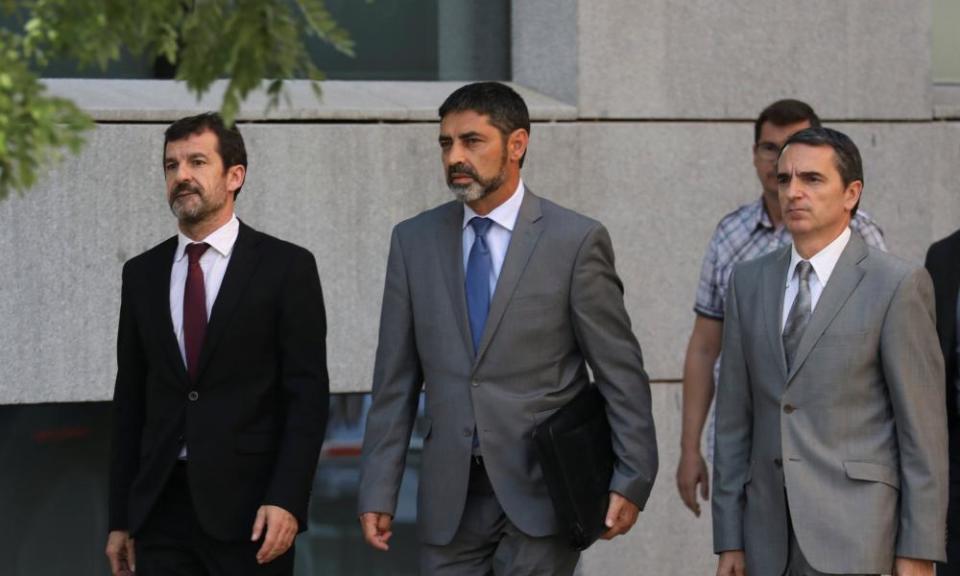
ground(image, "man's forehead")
xmin=760 ymin=120 xmax=811 ymax=143
xmin=165 ymin=130 xmax=219 ymax=156
xmin=778 ymin=143 xmax=837 ymax=172
xmin=440 ymin=110 xmax=495 ymax=132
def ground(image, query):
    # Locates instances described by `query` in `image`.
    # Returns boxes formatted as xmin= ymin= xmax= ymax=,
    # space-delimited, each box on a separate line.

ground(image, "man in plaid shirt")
xmin=675 ymin=100 xmax=887 ymax=517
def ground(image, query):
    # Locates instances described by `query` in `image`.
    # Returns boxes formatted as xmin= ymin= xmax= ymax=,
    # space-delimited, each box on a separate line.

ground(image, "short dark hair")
xmin=754 ymin=99 xmax=821 ymax=144
xmin=439 ymin=82 xmax=531 ymax=166
xmin=780 ymin=126 xmax=864 ymax=217
xmin=164 ymin=112 xmax=248 ymax=196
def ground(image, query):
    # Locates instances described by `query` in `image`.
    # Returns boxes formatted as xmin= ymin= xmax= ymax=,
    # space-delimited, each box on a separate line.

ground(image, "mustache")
xmin=447 ymin=163 xmax=479 ymax=183
xmin=172 ymin=181 xmax=202 ymax=198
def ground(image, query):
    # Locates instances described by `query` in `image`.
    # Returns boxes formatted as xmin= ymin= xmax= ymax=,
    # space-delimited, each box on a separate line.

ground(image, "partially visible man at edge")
xmin=926 ymin=228 xmax=960 ymax=574
xmin=676 ymin=100 xmax=887 ymax=516
xmin=105 ymin=113 xmax=329 ymax=576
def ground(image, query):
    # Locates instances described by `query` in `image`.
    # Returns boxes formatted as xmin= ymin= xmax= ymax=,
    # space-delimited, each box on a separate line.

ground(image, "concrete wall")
xmin=1 ymin=1 xmax=954 ymax=574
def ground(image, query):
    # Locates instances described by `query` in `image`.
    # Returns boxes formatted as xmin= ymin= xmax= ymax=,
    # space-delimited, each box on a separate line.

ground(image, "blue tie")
xmin=466 ymin=217 xmax=494 ymax=353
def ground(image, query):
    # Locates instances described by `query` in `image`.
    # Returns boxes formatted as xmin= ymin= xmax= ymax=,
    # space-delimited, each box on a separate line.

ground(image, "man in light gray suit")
xmin=713 ymin=127 xmax=947 ymax=576
xmin=357 ymin=82 xmax=658 ymax=575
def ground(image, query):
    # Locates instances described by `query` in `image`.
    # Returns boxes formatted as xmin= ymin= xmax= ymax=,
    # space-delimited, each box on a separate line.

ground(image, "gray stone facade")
xmin=1 ymin=1 xmax=953 ymax=573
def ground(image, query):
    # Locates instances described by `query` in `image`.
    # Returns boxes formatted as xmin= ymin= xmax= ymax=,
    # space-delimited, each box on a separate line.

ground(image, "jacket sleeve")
xmin=357 ymin=227 xmax=423 ymax=516
xmin=108 ymin=261 xmax=147 ymax=532
xmin=882 ymin=268 xmax=948 ymax=561
xmin=569 ymin=223 xmax=658 ymax=509
xmin=711 ymin=265 xmax=752 ymax=553
xmin=263 ymin=248 xmax=330 ymax=531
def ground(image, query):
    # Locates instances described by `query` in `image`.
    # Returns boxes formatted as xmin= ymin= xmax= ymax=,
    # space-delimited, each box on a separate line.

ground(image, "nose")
xmin=445 ymin=141 xmax=466 ymax=166
xmin=782 ymin=177 xmax=804 ymax=200
xmin=175 ymin=162 xmax=193 ymax=183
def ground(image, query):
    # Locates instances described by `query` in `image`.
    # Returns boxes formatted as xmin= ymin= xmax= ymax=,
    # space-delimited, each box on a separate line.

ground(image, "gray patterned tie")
xmin=782 ymin=260 xmax=813 ymax=373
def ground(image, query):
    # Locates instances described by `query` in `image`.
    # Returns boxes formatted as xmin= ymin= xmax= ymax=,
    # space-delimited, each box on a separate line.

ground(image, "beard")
xmin=446 ymin=148 xmax=508 ymax=203
xmin=168 ymin=181 xmax=225 ymax=224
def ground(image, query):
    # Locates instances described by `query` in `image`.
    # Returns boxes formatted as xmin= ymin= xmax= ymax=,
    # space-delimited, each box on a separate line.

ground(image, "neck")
xmin=792 ymin=222 xmax=849 ymax=260
xmin=467 ymin=173 xmax=520 ymax=216
xmin=179 ymin=211 xmax=232 ymax=242
xmin=762 ymin=191 xmax=782 ymax=228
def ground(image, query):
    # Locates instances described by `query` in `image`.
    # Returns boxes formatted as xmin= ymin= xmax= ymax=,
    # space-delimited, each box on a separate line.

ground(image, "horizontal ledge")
xmin=42 ymin=79 xmax=579 ymax=123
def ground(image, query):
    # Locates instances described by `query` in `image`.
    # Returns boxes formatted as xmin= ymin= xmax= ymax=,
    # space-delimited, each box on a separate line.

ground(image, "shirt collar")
xmin=753 ymin=198 xmax=774 ymax=230
xmin=175 ymin=214 xmax=240 ymax=261
xmin=786 ymin=226 xmax=851 ymax=287
xmin=463 ymin=179 xmax=525 ymax=232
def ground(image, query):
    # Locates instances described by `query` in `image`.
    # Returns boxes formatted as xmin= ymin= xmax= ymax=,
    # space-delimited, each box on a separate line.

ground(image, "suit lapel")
xmin=762 ymin=246 xmax=791 ymax=383
xmin=473 ymin=191 xmax=544 ymax=369
xmin=786 ymin=234 xmax=867 ymax=384
xmin=195 ymin=221 xmax=264 ymax=383
xmin=435 ymin=202 xmax=475 ymax=357
xmin=151 ymin=237 xmax=190 ymax=388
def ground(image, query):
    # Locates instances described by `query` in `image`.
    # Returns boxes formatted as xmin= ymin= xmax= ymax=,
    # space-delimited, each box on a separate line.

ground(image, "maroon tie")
xmin=183 ymin=243 xmax=210 ymax=382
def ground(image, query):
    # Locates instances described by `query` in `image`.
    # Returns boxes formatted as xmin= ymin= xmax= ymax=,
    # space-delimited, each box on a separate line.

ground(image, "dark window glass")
xmin=0 ymin=395 xmax=425 ymax=575
xmin=5 ymin=1 xmax=510 ymax=81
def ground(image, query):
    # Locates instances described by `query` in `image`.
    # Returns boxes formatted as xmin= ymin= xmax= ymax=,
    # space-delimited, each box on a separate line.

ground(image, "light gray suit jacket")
xmin=358 ymin=190 xmax=658 ymax=545
xmin=712 ymin=232 xmax=948 ymax=574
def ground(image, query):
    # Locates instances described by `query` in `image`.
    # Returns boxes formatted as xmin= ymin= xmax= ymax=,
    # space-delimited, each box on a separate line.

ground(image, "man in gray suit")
xmin=357 ymin=82 xmax=658 ymax=575
xmin=713 ymin=127 xmax=947 ymax=576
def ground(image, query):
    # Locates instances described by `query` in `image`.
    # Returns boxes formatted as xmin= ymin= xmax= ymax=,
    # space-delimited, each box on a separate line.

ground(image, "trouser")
xmin=420 ymin=457 xmax=580 ymax=576
xmin=134 ymin=463 xmax=295 ymax=576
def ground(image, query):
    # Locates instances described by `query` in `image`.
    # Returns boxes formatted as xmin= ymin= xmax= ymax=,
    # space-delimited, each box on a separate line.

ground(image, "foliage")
xmin=0 ymin=0 xmax=353 ymax=201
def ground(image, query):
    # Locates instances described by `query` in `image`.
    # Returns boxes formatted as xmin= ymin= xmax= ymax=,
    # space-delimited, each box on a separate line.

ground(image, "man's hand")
xmin=894 ymin=557 xmax=934 ymax=576
xmin=360 ymin=512 xmax=394 ymax=551
xmin=251 ymin=505 xmax=298 ymax=565
xmin=716 ymin=550 xmax=746 ymax=576
xmin=677 ymin=448 xmax=710 ymax=516
xmin=600 ymin=492 xmax=640 ymax=540
xmin=105 ymin=530 xmax=135 ymax=576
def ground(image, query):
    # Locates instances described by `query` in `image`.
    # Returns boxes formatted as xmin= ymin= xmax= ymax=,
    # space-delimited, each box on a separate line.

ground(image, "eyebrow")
xmin=777 ymin=170 xmax=824 ymax=179
xmin=165 ymin=152 xmax=208 ymax=163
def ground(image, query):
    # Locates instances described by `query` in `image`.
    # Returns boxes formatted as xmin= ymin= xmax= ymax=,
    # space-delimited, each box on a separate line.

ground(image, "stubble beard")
xmin=169 ymin=182 xmax=226 ymax=225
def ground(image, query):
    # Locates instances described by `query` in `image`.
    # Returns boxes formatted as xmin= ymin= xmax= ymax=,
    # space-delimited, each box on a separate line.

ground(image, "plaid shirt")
xmin=697 ymin=197 xmax=886 ymax=458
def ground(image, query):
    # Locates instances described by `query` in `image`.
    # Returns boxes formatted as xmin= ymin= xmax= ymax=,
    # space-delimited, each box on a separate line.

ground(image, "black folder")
xmin=532 ymin=384 xmax=615 ymax=550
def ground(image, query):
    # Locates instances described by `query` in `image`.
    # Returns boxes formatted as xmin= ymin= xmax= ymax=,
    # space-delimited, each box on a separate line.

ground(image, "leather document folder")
xmin=532 ymin=384 xmax=614 ymax=550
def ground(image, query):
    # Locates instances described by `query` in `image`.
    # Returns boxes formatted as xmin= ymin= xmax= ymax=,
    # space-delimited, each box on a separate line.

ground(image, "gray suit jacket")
xmin=713 ymin=233 xmax=948 ymax=574
xmin=358 ymin=190 xmax=658 ymax=545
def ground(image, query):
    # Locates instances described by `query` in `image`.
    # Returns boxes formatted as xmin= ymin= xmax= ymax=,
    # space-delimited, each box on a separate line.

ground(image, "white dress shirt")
xmin=169 ymin=214 xmax=240 ymax=365
xmin=781 ymin=226 xmax=851 ymax=331
xmin=462 ymin=180 xmax=525 ymax=295
xmin=170 ymin=214 xmax=239 ymax=459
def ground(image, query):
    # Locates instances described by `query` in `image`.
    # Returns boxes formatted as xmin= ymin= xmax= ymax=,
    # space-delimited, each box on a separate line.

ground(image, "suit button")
xmin=774 ymin=458 xmax=783 ymax=468
xmin=783 ymin=404 xmax=795 ymax=414
xmin=462 ymin=427 xmax=472 ymax=437
xmin=471 ymin=380 xmax=479 ymax=387
xmin=188 ymin=391 xmax=199 ymax=402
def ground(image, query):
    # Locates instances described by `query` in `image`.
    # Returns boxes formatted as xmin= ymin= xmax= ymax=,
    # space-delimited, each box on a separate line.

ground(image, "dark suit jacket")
xmin=926 ymin=228 xmax=960 ymax=430
xmin=108 ymin=221 xmax=329 ymax=541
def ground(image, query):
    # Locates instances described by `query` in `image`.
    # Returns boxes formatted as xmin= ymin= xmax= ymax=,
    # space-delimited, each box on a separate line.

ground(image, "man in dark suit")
xmin=357 ymin=82 xmax=658 ymax=574
xmin=105 ymin=113 xmax=329 ymax=576
xmin=926 ymin=230 xmax=960 ymax=575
